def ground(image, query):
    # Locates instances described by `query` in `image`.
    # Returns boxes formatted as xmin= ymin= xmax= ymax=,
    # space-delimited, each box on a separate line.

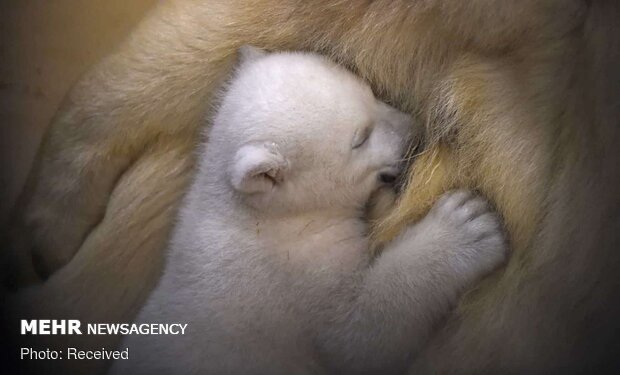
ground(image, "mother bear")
xmin=4 ymin=1 xmax=620 ymax=374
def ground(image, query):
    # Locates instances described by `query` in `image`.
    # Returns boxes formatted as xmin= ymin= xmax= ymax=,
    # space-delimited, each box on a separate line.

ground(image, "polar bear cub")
xmin=111 ymin=47 xmax=507 ymax=374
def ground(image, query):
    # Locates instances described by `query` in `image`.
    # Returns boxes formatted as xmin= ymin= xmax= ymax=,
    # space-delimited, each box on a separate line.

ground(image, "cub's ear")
xmin=230 ymin=143 xmax=288 ymax=194
xmin=238 ymin=45 xmax=267 ymax=65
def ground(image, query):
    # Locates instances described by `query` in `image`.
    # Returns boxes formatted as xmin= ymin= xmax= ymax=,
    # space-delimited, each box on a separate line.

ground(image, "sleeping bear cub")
xmin=111 ymin=47 xmax=507 ymax=375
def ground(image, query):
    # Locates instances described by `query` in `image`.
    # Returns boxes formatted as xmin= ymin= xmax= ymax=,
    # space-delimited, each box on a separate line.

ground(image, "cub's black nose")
xmin=379 ymin=172 xmax=397 ymax=184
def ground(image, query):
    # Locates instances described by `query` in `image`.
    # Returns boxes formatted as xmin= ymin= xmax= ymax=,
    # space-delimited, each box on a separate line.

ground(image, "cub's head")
xmin=210 ymin=46 xmax=416 ymax=215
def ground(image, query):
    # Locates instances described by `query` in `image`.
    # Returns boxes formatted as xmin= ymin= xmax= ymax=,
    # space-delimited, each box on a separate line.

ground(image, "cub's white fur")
xmin=111 ymin=48 xmax=507 ymax=374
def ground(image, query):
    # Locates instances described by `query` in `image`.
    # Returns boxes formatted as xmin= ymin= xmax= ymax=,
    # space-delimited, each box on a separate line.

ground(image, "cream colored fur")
xmin=4 ymin=1 xmax=620 ymax=374
xmin=111 ymin=48 xmax=506 ymax=374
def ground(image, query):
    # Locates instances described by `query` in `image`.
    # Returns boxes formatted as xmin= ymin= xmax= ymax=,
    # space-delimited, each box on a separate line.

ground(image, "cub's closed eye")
xmin=352 ymin=126 xmax=372 ymax=149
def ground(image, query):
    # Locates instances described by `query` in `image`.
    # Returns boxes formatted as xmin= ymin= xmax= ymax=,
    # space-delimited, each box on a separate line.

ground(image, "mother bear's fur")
xmin=4 ymin=1 xmax=620 ymax=374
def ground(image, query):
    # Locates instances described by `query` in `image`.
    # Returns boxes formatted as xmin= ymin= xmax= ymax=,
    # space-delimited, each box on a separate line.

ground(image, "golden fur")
xmin=4 ymin=0 xmax=620 ymax=373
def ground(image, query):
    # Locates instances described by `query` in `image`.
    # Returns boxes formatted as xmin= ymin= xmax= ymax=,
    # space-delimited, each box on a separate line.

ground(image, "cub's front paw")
xmin=425 ymin=190 xmax=508 ymax=277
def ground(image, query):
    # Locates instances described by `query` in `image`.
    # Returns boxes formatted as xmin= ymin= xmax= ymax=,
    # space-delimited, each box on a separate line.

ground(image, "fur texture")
xmin=110 ymin=48 xmax=506 ymax=374
xmin=4 ymin=0 xmax=620 ymax=374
